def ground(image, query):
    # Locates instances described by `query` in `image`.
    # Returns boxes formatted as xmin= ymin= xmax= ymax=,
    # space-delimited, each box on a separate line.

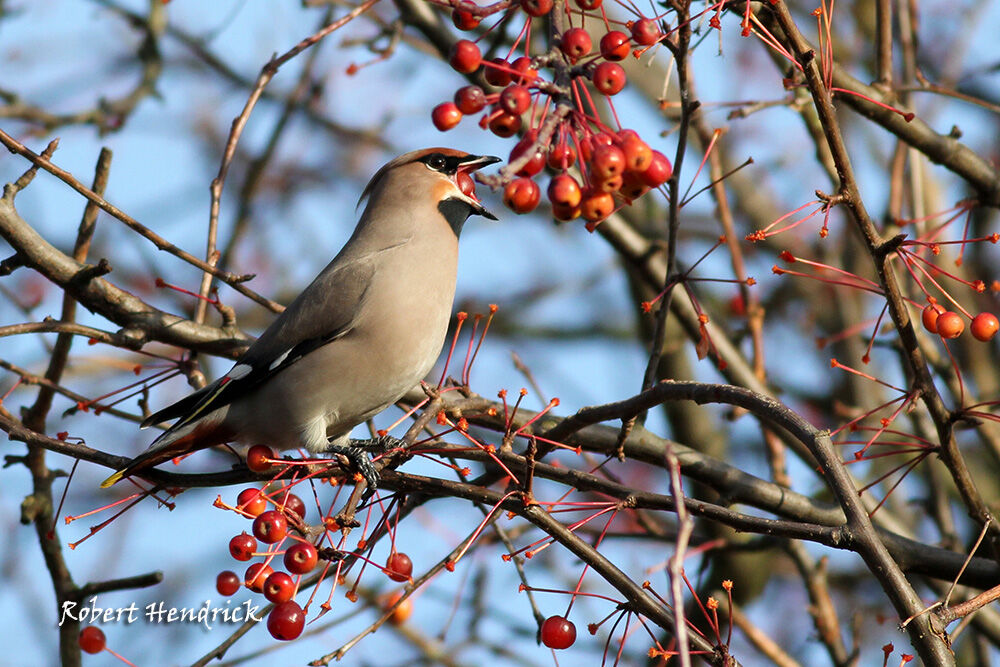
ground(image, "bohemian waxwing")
xmin=101 ymin=148 xmax=501 ymax=495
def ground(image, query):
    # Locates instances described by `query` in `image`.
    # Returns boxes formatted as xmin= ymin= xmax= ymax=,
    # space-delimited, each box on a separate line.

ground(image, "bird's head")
xmin=359 ymin=148 xmax=501 ymax=236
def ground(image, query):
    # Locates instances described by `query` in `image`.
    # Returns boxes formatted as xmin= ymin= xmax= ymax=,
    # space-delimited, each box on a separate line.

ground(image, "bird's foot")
xmin=325 ymin=436 xmax=403 ymax=503
xmin=347 ymin=434 xmax=404 ymax=454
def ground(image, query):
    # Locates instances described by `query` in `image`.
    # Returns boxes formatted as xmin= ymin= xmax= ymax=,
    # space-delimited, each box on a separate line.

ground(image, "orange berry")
xmin=547 ymin=174 xmax=582 ymax=208
xmin=503 ymin=178 xmax=541 ymax=214
xmin=921 ymin=303 xmax=946 ymax=333
xmin=580 ymin=190 xmax=615 ymax=222
xmin=971 ymin=312 xmax=999 ymax=341
xmin=935 ymin=311 xmax=964 ymax=339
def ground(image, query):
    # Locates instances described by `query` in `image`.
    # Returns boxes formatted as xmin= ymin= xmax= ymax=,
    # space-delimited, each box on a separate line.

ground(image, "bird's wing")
xmin=141 ymin=253 xmax=377 ymax=439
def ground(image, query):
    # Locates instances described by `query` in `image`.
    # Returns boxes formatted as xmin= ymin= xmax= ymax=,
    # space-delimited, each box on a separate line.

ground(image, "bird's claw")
xmin=324 ymin=442 xmax=382 ymax=503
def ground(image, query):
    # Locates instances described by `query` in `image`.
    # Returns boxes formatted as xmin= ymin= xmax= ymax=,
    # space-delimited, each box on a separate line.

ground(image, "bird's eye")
xmin=427 ymin=154 xmax=447 ymax=170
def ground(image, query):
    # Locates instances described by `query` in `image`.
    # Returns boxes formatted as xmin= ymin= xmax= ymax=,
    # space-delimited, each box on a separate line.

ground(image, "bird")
xmin=101 ymin=148 xmax=501 ymax=495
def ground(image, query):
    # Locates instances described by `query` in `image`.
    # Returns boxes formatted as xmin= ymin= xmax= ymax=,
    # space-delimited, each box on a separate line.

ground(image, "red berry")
xmin=452 ymin=8 xmax=480 ymax=30
xmin=383 ymin=591 xmax=414 ymax=625
xmin=560 ymin=28 xmax=592 ymax=62
xmin=631 ymin=18 xmax=662 ymax=45
xmin=593 ymin=174 xmax=623 ymax=193
xmin=216 ymin=570 xmax=241 ymax=596
xmin=504 ymin=178 xmax=542 ymax=214
xmin=385 ymin=552 xmax=414 ymax=582
xmin=449 ymin=40 xmax=482 ymax=73
xmin=79 ymin=626 xmax=106 ymax=654
xmin=575 ymin=0 xmax=601 ymax=8
xmin=229 ymin=532 xmax=257 ymax=561
xmin=253 ymin=510 xmax=288 ymax=544
xmin=541 ymin=615 xmax=577 ymax=649
xmin=509 ymin=132 xmax=545 ymax=177
xmin=547 ymin=143 xmax=576 ymax=170
xmin=454 ymin=85 xmax=487 ymax=114
xmin=936 ymin=311 xmax=964 ymax=339
xmin=641 ymin=150 xmax=672 ymax=187
xmin=520 ymin=0 xmax=553 ymax=17
xmin=432 ymin=102 xmax=463 ymax=131
xmin=264 ymin=571 xmax=296 ymax=604
xmin=284 ymin=541 xmax=319 ymax=574
xmin=591 ymin=144 xmax=627 ymax=180
xmin=616 ymin=128 xmax=640 ymax=142
xmin=281 ymin=493 xmax=306 ymax=521
xmin=552 ymin=202 xmax=581 ymax=221
xmin=456 ymin=170 xmax=477 ymax=198
xmin=921 ymin=303 xmax=946 ymax=333
xmin=245 ymin=563 xmax=273 ymax=592
xmin=489 ymin=111 xmax=522 ymax=138
xmin=971 ymin=312 xmax=999 ymax=341
xmin=267 ymin=601 xmax=305 ymax=641
xmin=620 ymin=172 xmax=649 ymax=201
xmin=499 ymin=85 xmax=531 ymax=115
xmin=548 ymin=174 xmax=583 ymax=208
xmin=600 ymin=30 xmax=631 ymax=61
xmin=237 ymin=488 xmax=267 ymax=517
xmin=484 ymin=58 xmax=513 ymax=87
xmin=581 ymin=190 xmax=615 ymax=222
xmin=246 ymin=445 xmax=274 ymax=473
xmin=592 ymin=62 xmax=626 ymax=95
xmin=511 ymin=57 xmax=538 ymax=84
xmin=621 ymin=137 xmax=653 ymax=172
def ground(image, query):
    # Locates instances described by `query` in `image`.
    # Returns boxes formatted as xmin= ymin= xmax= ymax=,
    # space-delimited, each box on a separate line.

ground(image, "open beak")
xmin=457 ymin=154 xmax=501 ymax=220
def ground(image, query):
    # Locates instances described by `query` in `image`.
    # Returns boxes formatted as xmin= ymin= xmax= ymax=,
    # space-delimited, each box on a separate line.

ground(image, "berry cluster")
xmin=920 ymin=300 xmax=999 ymax=342
xmin=431 ymin=1 xmax=672 ymax=224
xmin=216 ymin=445 xmax=416 ymax=642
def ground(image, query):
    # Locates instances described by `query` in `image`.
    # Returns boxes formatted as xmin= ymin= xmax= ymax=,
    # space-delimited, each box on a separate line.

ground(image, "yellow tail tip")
xmin=100 ymin=470 xmax=125 ymax=488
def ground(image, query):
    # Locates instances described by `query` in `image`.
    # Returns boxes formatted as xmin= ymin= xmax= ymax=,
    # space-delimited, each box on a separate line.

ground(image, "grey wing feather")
xmin=143 ymin=255 xmax=376 ymax=432
xmin=238 ymin=253 xmax=375 ymax=371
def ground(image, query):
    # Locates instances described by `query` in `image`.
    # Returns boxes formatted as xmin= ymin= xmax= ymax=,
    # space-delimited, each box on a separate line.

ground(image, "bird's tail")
xmin=100 ymin=420 xmax=234 ymax=488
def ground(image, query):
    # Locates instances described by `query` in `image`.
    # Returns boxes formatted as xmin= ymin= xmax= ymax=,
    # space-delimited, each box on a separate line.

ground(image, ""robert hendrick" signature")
xmin=59 ymin=596 xmax=263 ymax=631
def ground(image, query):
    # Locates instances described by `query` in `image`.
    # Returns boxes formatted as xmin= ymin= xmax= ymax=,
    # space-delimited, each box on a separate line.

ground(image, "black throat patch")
xmin=438 ymin=199 xmax=475 ymax=237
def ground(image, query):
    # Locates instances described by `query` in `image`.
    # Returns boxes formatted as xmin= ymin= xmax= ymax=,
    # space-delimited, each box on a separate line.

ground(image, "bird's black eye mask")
xmin=420 ymin=152 xmax=469 ymax=175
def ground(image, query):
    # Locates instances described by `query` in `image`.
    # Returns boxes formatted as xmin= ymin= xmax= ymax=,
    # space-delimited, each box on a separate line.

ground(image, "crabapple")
xmin=541 ymin=615 xmax=577 ymax=649
xmin=245 ymin=563 xmax=273 ymax=592
xmin=548 ymin=174 xmax=583 ymax=208
xmin=484 ymin=58 xmax=513 ymax=87
xmin=592 ymin=62 xmax=626 ymax=95
xmin=229 ymin=532 xmax=257 ymax=561
xmin=216 ymin=570 xmax=241 ymax=596
xmin=449 ymin=40 xmax=482 ymax=73
xmin=284 ymin=541 xmax=319 ymax=574
xmin=520 ymin=0 xmax=553 ymax=17
xmin=504 ymin=178 xmax=541 ymax=214
xmin=454 ymin=85 xmax=487 ymax=114
xmin=971 ymin=312 xmax=999 ymax=341
xmin=237 ymin=488 xmax=266 ymax=517
xmin=489 ymin=112 xmax=522 ymax=137
xmin=935 ymin=311 xmax=964 ymax=339
xmin=264 ymin=572 xmax=296 ymax=604
xmin=560 ymin=28 xmax=592 ymax=62
xmin=921 ymin=303 xmax=946 ymax=333
xmin=631 ymin=18 xmax=662 ymax=45
xmin=253 ymin=510 xmax=288 ymax=544
xmin=499 ymin=85 xmax=531 ymax=115
xmin=385 ymin=552 xmax=414 ymax=582
xmin=581 ymin=190 xmax=615 ymax=222
xmin=432 ymin=102 xmax=462 ymax=131
xmin=641 ymin=150 xmax=672 ymax=186
xmin=78 ymin=626 xmax=106 ymax=654
xmin=246 ymin=445 xmax=274 ymax=473
xmin=600 ymin=31 xmax=630 ymax=61
xmin=267 ymin=601 xmax=305 ymax=641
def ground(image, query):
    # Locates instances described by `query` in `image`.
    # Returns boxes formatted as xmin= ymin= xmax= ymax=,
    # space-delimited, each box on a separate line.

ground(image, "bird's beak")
xmin=457 ymin=155 xmax=501 ymax=221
